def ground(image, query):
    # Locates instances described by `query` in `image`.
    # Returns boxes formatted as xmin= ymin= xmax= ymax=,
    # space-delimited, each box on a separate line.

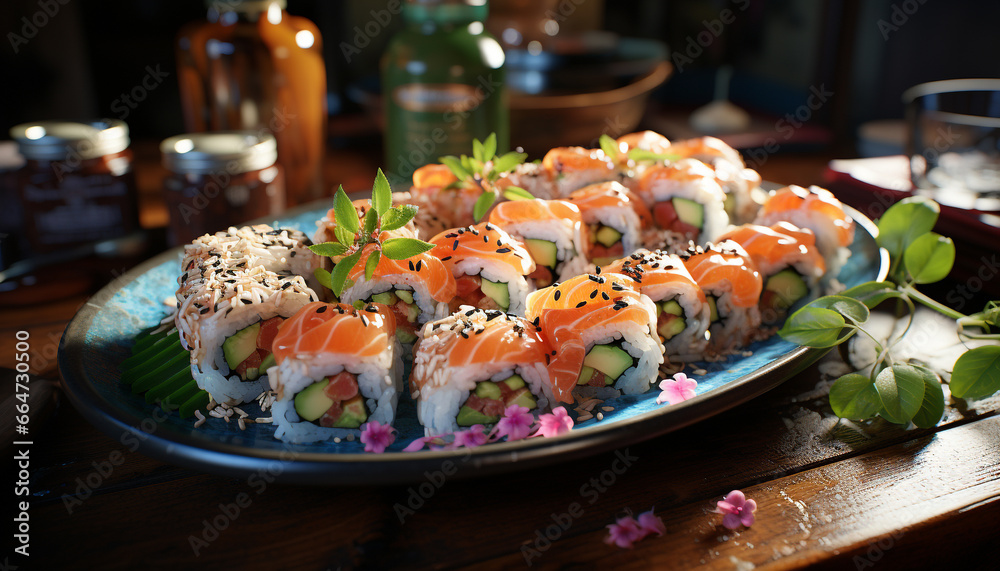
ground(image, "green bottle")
xmin=382 ymin=0 xmax=508 ymax=187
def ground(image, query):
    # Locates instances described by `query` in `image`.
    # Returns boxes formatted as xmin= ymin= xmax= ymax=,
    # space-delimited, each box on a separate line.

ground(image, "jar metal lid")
xmin=9 ymin=119 xmax=130 ymax=161
xmin=160 ymin=131 xmax=278 ymax=175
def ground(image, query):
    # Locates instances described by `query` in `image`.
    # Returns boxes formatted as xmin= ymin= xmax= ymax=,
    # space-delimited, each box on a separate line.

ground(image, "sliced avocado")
xmin=457 ymin=405 xmax=499 ymax=426
xmin=259 ymin=352 xmax=276 ymax=373
xmin=475 ymin=380 xmax=502 ymax=399
xmin=396 ymin=329 xmax=418 ymax=344
xmin=524 ymin=238 xmax=558 ymax=269
xmin=658 ymin=316 xmax=686 ymax=340
xmin=584 ymin=344 xmax=633 ymax=380
xmin=405 ymin=303 xmax=420 ymax=323
xmin=661 ymin=299 xmax=684 ymax=317
xmin=244 ymin=366 xmax=261 ymax=381
xmin=294 ymin=379 xmax=335 ymax=422
xmin=395 ymin=289 xmax=414 ymax=304
xmin=595 ymin=226 xmax=623 ymax=248
xmin=331 ymin=394 xmax=368 ymax=428
xmin=502 ymin=374 xmax=526 ymax=390
xmin=508 ymin=388 xmax=537 ymax=409
xmin=576 ymin=365 xmax=596 ymax=385
xmin=706 ymin=295 xmax=719 ymax=322
xmin=223 ymin=323 xmax=260 ymax=370
xmin=352 ymin=300 xmax=366 ymax=310
xmin=481 ymin=278 xmax=510 ymax=311
xmin=372 ymin=291 xmax=398 ymax=305
xmin=766 ymin=269 xmax=808 ymax=307
xmin=672 ymin=197 xmax=705 ymax=229
xmin=723 ymin=193 xmax=736 ymax=218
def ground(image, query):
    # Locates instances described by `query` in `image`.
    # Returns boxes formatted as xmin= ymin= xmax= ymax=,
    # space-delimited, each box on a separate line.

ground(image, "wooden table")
xmin=4 ymin=148 xmax=999 ymax=569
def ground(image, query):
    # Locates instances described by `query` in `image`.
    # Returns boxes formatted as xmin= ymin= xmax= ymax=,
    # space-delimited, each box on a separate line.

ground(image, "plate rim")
xmin=57 ymin=202 xmax=888 ymax=485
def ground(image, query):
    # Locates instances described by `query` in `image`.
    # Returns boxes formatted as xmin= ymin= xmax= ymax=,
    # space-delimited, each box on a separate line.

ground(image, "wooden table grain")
xmin=6 ymin=148 xmax=999 ymax=570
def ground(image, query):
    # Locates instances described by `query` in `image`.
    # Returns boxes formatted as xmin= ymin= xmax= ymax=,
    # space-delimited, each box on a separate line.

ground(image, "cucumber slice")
xmin=474 ymin=381 xmax=502 ymax=399
xmin=583 ymin=344 xmax=634 ymax=380
xmin=661 ymin=299 xmax=684 ymax=317
xmin=457 ymin=406 xmax=499 ymax=426
xmin=294 ymin=379 xmax=335 ymax=422
xmin=481 ymin=278 xmax=510 ymax=311
xmin=395 ymin=289 xmax=414 ymax=304
xmin=372 ymin=291 xmax=399 ymax=305
xmin=672 ymin=197 xmax=705 ymax=229
xmin=524 ymin=238 xmax=558 ymax=268
xmin=595 ymin=225 xmax=623 ymax=248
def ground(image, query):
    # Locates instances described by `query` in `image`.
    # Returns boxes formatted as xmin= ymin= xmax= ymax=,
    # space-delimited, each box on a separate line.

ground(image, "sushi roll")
xmin=717 ymin=223 xmax=827 ymax=324
xmin=401 ymin=163 xmax=483 ymax=234
xmin=340 ymin=242 xmax=457 ymax=345
xmin=753 ymin=185 xmax=855 ymax=277
xmin=635 ymin=158 xmax=730 ymax=248
xmin=315 ymin=197 xmax=417 ymax=245
xmin=500 ymin=161 xmax=559 ymax=200
xmin=526 ymin=273 xmax=664 ymax=400
xmin=488 ymin=198 xmax=589 ymax=287
xmin=606 ymin=250 xmax=711 ymax=359
xmin=682 ymin=241 xmax=764 ymax=354
xmin=411 ymin=308 xmax=556 ymax=437
xmin=668 ymin=136 xmax=763 ymax=224
xmin=616 ymin=131 xmax=672 ymax=157
xmin=269 ymin=302 xmax=403 ymax=444
xmin=429 ymin=222 xmax=536 ymax=315
xmin=568 ymin=181 xmax=652 ymax=266
xmin=541 ymin=146 xmax=625 ymax=197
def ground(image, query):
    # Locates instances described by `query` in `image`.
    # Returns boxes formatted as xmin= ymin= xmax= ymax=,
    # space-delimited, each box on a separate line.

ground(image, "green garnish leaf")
xmin=502 ymin=186 xmax=534 ymax=201
xmin=460 ymin=155 xmax=474 ymax=174
xmin=877 ymin=196 xmax=939 ymax=262
xmin=491 ymin=151 xmax=528 ymax=175
xmin=949 ymin=345 xmax=1000 ymax=399
xmin=599 ymin=134 xmax=619 ymax=160
xmin=807 ymin=295 xmax=870 ymax=324
xmin=381 ymin=204 xmax=418 ymax=232
xmin=473 ymin=138 xmax=485 ymax=163
xmin=329 ymin=249 xmax=362 ymax=297
xmin=381 ymin=237 xmax=435 ymax=260
xmin=911 ymin=368 xmax=945 ymax=428
xmin=903 ymin=232 xmax=955 ymax=284
xmin=334 ymin=225 xmax=355 ymax=248
xmin=875 ymin=364 xmax=927 ymax=424
xmin=362 ymin=207 xmax=379 ymax=242
xmin=482 ymin=133 xmax=497 ymax=162
xmin=372 ymin=168 xmax=392 ymax=216
xmin=841 ymin=281 xmax=902 ymax=309
xmin=829 ymin=373 xmax=881 ymax=420
xmin=473 ymin=191 xmax=498 ymax=222
xmin=313 ymin=267 xmax=334 ymax=290
xmin=365 ymin=249 xmax=380 ymax=281
xmin=309 ymin=242 xmax=349 ymax=257
xmin=440 ymin=155 xmax=472 ymax=181
xmin=777 ymin=306 xmax=847 ymax=348
xmin=627 ymin=148 xmax=680 ymax=163
xmin=333 ymin=185 xmax=360 ymax=234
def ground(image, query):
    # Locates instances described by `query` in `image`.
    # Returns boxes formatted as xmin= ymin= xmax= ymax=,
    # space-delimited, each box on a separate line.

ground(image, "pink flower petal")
xmin=721 ymin=513 xmax=743 ymax=530
xmin=724 ymin=490 xmax=746 ymax=508
xmin=452 ymin=424 xmax=489 ymax=448
xmin=741 ymin=510 xmax=756 ymax=528
xmin=744 ymin=498 xmax=757 ymax=514
xmin=496 ymin=405 xmax=534 ymax=441
xmin=403 ymin=437 xmax=430 ymax=452
xmin=534 ymin=406 xmax=574 ymax=438
xmin=360 ymin=421 xmax=396 ymax=454
xmin=605 ymin=517 xmax=643 ymax=549
xmin=715 ymin=500 xmax=736 ymax=515
xmin=636 ymin=510 xmax=666 ymax=537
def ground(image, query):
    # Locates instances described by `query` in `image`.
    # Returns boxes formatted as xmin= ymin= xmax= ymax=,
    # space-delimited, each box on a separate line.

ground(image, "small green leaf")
xmin=981 ymin=301 xmax=1000 ymax=328
xmin=309 ymin=242 xmax=348 ymax=257
xmin=313 ymin=267 xmax=333 ymax=290
xmin=334 ymin=225 xmax=355 ymax=247
xmin=439 ymin=155 xmax=471 ymax=180
xmin=381 ymin=237 xmax=435 ymax=260
xmin=333 ymin=185 xmax=360 ymax=234
xmin=903 ymin=232 xmax=955 ymax=284
xmin=482 ymin=133 xmax=497 ymax=161
xmin=329 ymin=250 xmax=362 ymax=297
xmin=362 ymin=207 xmax=378 ymax=241
xmin=807 ymin=295 xmax=870 ymax=324
xmin=911 ymin=369 xmax=945 ymax=428
xmin=777 ymin=306 xmax=847 ymax=348
xmin=876 ymin=196 xmax=939 ymax=260
xmin=365 ymin=249 xmax=380 ymax=281
xmin=829 ymin=373 xmax=881 ymax=420
xmin=491 ymin=151 xmax=528 ymax=175
xmin=627 ymin=148 xmax=680 ymax=163
xmin=875 ymin=364 xmax=926 ymax=424
xmin=599 ymin=134 xmax=619 ymax=160
xmin=381 ymin=204 xmax=418 ymax=232
xmin=473 ymin=138 xmax=485 ymax=163
xmin=840 ymin=281 xmax=902 ymax=309
xmin=473 ymin=191 xmax=498 ymax=222
xmin=950 ymin=345 xmax=1000 ymax=399
xmin=460 ymin=155 xmax=474 ymax=174
xmin=372 ymin=168 xmax=392 ymax=216
xmin=502 ymin=186 xmax=534 ymax=201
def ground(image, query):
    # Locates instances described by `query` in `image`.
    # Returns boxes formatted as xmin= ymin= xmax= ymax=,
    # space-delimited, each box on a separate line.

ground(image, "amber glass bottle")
xmin=176 ymin=0 xmax=326 ymax=206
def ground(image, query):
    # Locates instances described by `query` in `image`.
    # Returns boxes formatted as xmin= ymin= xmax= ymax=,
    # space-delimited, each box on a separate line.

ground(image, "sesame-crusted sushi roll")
xmin=753 ymin=185 xmax=855 ymax=278
xmin=526 ymin=273 xmax=664 ymax=401
xmin=488 ymin=198 xmax=589 ymax=287
xmin=411 ymin=308 xmax=557 ymax=437
xmin=429 ymin=222 xmax=536 ymax=315
xmin=339 ymin=242 xmax=457 ymax=345
xmin=717 ymin=223 xmax=827 ymax=324
xmin=568 ymin=181 xmax=652 ymax=266
xmin=268 ymin=302 xmax=403 ymax=444
xmin=606 ymin=250 xmax=711 ymax=359
xmin=682 ymin=241 xmax=764 ymax=354
xmin=635 ymin=158 xmax=730 ymax=248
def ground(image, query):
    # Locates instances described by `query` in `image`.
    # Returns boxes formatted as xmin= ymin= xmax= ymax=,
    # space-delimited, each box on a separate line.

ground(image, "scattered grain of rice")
xmin=742 ymin=350 xmax=753 ymax=357
xmin=233 ymin=407 xmax=248 ymax=418
xmin=693 ymin=368 xmax=708 ymax=376
xmin=334 ymin=437 xmax=341 ymax=443
xmin=238 ymin=417 xmax=246 ymax=430
xmin=256 ymin=417 xmax=272 ymax=424
xmin=596 ymin=412 xmax=604 ymax=421
xmin=601 ymin=406 xmax=614 ymax=412
xmin=209 ymin=409 xmax=224 ymax=418
xmin=577 ymin=413 xmax=593 ymax=422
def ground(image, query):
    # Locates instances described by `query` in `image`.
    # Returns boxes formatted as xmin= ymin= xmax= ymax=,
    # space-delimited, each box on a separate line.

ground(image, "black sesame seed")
xmin=602 ymin=291 xmax=610 ymax=301
xmin=441 ymin=256 xmax=452 ymax=261
xmin=317 ymin=305 xmax=328 ymax=313
xmin=496 ymin=247 xmax=511 ymax=254
xmin=575 ymin=301 xmax=586 ymax=308
xmin=590 ymin=290 xmax=598 ymax=299
xmin=415 ymin=260 xmax=422 ymax=271
xmin=453 ymin=240 xmax=460 ymax=251
xmin=554 ymin=290 xmax=562 ymax=301
xmin=408 ymin=260 xmax=415 ymax=271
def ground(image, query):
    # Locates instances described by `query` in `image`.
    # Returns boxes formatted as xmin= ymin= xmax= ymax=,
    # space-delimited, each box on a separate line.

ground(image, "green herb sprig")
xmin=598 ymin=133 xmax=679 ymax=164
xmin=309 ymin=169 xmax=434 ymax=297
xmin=778 ymin=196 xmax=1000 ymax=428
xmin=437 ymin=133 xmax=530 ymax=221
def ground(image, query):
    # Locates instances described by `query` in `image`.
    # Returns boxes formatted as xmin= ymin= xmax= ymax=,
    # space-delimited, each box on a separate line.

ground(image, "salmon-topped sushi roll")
xmin=488 ymin=198 xmax=589 ymax=288
xmin=568 ymin=181 xmax=652 ymax=266
xmin=717 ymin=223 xmax=826 ymax=323
xmin=402 ymin=163 xmax=480 ymax=234
xmin=753 ymin=185 xmax=855 ymax=277
xmin=526 ymin=272 xmax=663 ymax=401
xmin=339 ymin=239 xmax=457 ymax=344
xmin=616 ymin=131 xmax=672 ymax=157
xmin=606 ymin=250 xmax=711 ymax=359
xmin=669 ymin=136 xmax=762 ymax=223
xmin=268 ymin=302 xmax=403 ymax=444
xmin=411 ymin=309 xmax=558 ymax=436
xmin=429 ymin=222 xmax=536 ymax=315
xmin=682 ymin=241 xmax=764 ymax=354
xmin=315 ymin=197 xmax=417 ymax=246
xmin=542 ymin=146 xmax=625 ymax=197
xmin=636 ymin=158 xmax=730 ymax=248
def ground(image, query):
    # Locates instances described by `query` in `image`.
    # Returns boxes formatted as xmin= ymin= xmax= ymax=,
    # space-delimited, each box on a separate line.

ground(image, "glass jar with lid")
xmin=161 ymin=131 xmax=284 ymax=245
xmin=9 ymin=119 xmax=139 ymax=254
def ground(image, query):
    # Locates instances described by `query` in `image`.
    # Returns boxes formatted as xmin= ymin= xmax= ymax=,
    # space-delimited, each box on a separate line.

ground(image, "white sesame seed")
xmin=596 ymin=412 xmax=604 ymax=421
xmin=693 ymin=368 xmax=708 ymax=376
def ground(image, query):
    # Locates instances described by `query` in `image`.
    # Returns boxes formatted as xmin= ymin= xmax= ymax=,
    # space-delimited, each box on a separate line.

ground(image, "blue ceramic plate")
xmin=58 ymin=201 xmax=887 ymax=485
